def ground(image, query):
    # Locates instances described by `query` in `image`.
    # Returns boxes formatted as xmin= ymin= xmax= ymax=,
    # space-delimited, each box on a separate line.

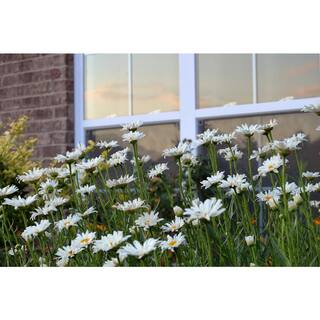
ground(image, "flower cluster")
xmin=1 ymin=111 xmax=320 ymax=268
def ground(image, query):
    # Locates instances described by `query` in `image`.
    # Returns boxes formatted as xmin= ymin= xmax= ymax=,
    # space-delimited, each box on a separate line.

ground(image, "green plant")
xmin=1 ymin=106 xmax=320 ymax=267
xmin=0 ymin=116 xmax=37 ymax=188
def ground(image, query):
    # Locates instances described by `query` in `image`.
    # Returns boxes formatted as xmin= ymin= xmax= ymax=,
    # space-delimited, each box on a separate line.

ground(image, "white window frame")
xmin=74 ymin=54 xmax=320 ymax=146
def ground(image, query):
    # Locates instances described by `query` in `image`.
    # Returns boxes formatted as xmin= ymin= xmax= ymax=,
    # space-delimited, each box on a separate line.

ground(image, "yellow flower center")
xmin=68 ymin=250 xmax=75 ymax=257
xmin=168 ymin=240 xmax=177 ymax=247
xmin=267 ymin=164 xmax=274 ymax=171
xmin=80 ymin=237 xmax=91 ymax=245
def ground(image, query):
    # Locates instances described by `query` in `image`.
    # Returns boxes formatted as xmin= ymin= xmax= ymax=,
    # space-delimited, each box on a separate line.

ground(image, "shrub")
xmin=0 ymin=116 xmax=37 ymax=188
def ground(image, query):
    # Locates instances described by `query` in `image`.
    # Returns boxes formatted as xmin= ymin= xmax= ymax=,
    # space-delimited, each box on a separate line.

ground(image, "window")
xmin=75 ymin=54 xmax=320 ymax=161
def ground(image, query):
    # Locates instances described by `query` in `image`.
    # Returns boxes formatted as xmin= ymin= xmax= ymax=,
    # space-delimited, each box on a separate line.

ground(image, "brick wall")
xmin=0 ymin=54 xmax=74 ymax=165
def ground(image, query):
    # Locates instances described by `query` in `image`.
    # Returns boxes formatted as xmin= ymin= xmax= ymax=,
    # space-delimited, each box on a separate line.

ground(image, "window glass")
xmin=84 ymin=54 xmax=129 ymax=119
xmin=257 ymin=54 xmax=320 ymax=102
xmin=132 ymin=54 xmax=179 ymax=115
xmin=197 ymin=54 xmax=253 ymax=108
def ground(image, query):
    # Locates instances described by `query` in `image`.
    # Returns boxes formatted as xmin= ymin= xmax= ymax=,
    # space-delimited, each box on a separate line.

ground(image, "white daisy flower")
xmin=118 ymin=238 xmax=158 ymax=259
xmin=260 ymin=119 xmax=278 ymax=134
xmin=160 ymin=233 xmax=186 ymax=252
xmin=258 ymin=154 xmax=286 ymax=177
xmin=217 ymin=132 xmax=236 ymax=144
xmin=106 ymin=175 xmax=136 ymax=189
xmin=3 ymin=195 xmax=37 ymax=210
xmin=121 ymin=120 xmax=143 ymax=131
xmin=113 ymin=198 xmax=146 ymax=212
xmin=277 ymin=182 xmax=299 ymax=195
xmin=45 ymin=196 xmax=68 ymax=208
xmin=38 ymin=179 xmax=59 ymax=199
xmin=148 ymin=163 xmax=169 ymax=179
xmin=17 ymin=168 xmax=46 ymax=183
xmin=235 ymin=123 xmax=262 ymax=137
xmin=122 ymin=131 xmax=145 ymax=143
xmin=250 ymin=144 xmax=272 ymax=161
xmin=135 ymin=210 xmax=163 ymax=230
xmin=272 ymin=133 xmax=306 ymax=155
xmin=93 ymin=231 xmax=131 ymax=253
xmin=181 ymin=153 xmax=199 ymax=167
xmin=0 ymin=185 xmax=18 ymax=197
xmin=55 ymin=143 xmax=86 ymax=163
xmin=107 ymin=148 xmax=129 ymax=167
xmin=184 ymin=198 xmax=225 ymax=222
xmin=219 ymin=174 xmax=251 ymax=194
xmin=161 ymin=217 xmax=185 ymax=233
xmin=218 ymin=145 xmax=243 ymax=161
xmin=196 ymin=129 xmax=220 ymax=146
xmin=55 ymin=214 xmax=81 ymax=231
xmin=76 ymin=206 xmax=97 ymax=217
xmin=30 ymin=203 xmax=57 ymax=220
xmin=71 ymin=231 xmax=96 ymax=249
xmin=162 ymin=142 xmax=191 ymax=158
xmin=103 ymin=258 xmax=119 ymax=267
xmin=257 ymin=189 xmax=281 ymax=209
xmin=131 ymin=154 xmax=151 ymax=165
xmin=55 ymin=245 xmax=83 ymax=267
xmin=96 ymin=140 xmax=119 ymax=150
xmin=76 ymin=184 xmax=96 ymax=196
xmin=305 ymin=183 xmax=320 ymax=193
xmin=302 ymin=171 xmax=320 ymax=180
xmin=76 ymin=156 xmax=103 ymax=171
xmin=55 ymin=167 xmax=75 ymax=179
xmin=21 ymin=219 xmax=51 ymax=241
xmin=245 ymin=235 xmax=255 ymax=246
xmin=200 ymin=171 xmax=225 ymax=189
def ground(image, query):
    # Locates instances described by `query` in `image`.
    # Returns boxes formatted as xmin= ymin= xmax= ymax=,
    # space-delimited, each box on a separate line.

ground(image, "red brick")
xmin=0 ymin=54 xmax=74 ymax=163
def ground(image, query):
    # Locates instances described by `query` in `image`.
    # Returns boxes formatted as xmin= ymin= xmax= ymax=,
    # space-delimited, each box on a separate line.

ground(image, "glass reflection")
xmin=197 ymin=54 xmax=253 ymax=108
xmin=132 ymin=54 xmax=179 ymax=115
xmin=84 ymin=54 xmax=129 ymax=120
xmin=257 ymin=54 xmax=320 ymax=102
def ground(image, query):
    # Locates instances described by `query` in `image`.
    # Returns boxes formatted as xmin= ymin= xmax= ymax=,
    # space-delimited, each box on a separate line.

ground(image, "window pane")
xmin=197 ymin=54 xmax=253 ymax=108
xmin=132 ymin=54 xmax=179 ymax=115
xmin=84 ymin=54 xmax=128 ymax=120
xmin=257 ymin=54 xmax=320 ymax=102
xmin=86 ymin=123 xmax=180 ymax=167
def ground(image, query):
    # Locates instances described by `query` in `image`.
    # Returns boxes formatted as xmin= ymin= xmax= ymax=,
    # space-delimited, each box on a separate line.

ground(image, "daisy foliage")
xmin=1 ymin=110 xmax=320 ymax=267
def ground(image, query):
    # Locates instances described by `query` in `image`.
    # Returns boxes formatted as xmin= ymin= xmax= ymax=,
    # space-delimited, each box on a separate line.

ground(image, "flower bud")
xmin=245 ymin=235 xmax=255 ymax=246
xmin=173 ymin=206 xmax=183 ymax=217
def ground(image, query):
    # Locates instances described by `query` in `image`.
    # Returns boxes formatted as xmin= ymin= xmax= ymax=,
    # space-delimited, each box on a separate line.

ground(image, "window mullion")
xmin=179 ymin=54 xmax=197 ymax=148
xmin=128 ymin=54 xmax=133 ymax=116
xmin=74 ymin=54 xmax=85 ymax=145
